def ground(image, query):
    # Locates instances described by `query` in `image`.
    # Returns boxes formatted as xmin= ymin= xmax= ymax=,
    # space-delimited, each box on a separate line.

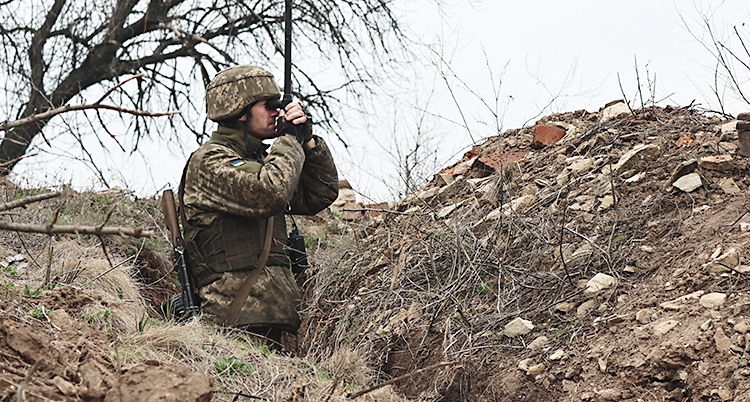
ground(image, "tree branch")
xmin=0 ymin=221 xmax=153 ymax=238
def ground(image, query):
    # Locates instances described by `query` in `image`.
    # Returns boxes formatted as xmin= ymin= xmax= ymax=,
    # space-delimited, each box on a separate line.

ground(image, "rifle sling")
xmin=222 ymin=215 xmax=274 ymax=327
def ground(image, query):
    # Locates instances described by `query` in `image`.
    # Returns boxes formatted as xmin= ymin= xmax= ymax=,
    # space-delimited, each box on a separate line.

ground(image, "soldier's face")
xmin=244 ymin=100 xmax=280 ymax=139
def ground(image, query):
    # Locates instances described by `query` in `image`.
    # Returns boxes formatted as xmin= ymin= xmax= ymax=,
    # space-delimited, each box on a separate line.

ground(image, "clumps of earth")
xmin=2 ymin=101 xmax=750 ymax=402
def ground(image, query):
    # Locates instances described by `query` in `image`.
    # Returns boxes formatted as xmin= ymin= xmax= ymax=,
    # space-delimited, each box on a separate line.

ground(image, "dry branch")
xmin=0 ymin=99 xmax=180 ymax=132
xmin=347 ymin=361 xmax=457 ymax=399
xmin=0 ymin=191 xmax=61 ymax=212
xmin=0 ymin=221 xmax=153 ymax=238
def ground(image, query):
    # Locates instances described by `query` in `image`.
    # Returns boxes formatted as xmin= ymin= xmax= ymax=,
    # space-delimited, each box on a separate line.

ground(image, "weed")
xmin=213 ymin=357 xmax=256 ymax=377
xmin=476 ymin=281 xmax=489 ymax=294
xmin=260 ymin=345 xmax=276 ymax=356
xmin=30 ymin=304 xmax=51 ymax=320
xmin=23 ymin=285 xmax=43 ymax=299
xmin=83 ymin=307 xmax=111 ymax=325
xmin=3 ymin=265 xmax=17 ymax=276
xmin=316 ymin=370 xmax=331 ymax=381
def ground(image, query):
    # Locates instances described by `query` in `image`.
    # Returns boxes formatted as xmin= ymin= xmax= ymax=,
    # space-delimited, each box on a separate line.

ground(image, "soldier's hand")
xmin=279 ymin=119 xmax=305 ymax=144
xmin=279 ymin=102 xmax=307 ymax=125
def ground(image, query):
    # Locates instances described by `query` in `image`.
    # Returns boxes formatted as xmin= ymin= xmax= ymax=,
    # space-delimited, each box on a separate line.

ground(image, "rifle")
xmin=161 ymin=189 xmax=200 ymax=319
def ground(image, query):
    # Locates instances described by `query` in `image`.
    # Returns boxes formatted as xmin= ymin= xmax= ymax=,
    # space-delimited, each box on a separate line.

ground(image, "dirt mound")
xmin=0 ymin=286 xmax=212 ymax=401
xmin=300 ymin=103 xmax=750 ymax=401
xmin=3 ymin=102 xmax=750 ymax=402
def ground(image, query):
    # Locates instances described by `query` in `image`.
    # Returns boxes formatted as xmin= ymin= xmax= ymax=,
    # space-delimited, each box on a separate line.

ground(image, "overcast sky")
xmin=11 ymin=0 xmax=750 ymax=202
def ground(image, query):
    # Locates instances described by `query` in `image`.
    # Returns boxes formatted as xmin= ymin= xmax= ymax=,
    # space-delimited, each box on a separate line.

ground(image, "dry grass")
xmin=0 ymin=185 xmax=409 ymax=402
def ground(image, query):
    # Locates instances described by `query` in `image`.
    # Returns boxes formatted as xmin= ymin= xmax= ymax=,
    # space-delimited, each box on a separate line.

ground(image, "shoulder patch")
xmin=230 ymin=160 xmax=245 ymax=167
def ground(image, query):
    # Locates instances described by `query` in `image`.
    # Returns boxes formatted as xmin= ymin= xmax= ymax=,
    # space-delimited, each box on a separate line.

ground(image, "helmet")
xmin=205 ymin=65 xmax=281 ymax=122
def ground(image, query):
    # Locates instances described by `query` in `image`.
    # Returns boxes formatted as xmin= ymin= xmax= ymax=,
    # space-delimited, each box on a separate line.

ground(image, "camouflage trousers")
xmin=199 ymin=264 xmax=301 ymax=333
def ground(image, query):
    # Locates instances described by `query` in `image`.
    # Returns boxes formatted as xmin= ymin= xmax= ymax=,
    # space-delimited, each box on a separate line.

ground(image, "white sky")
xmin=10 ymin=0 xmax=750 ymax=202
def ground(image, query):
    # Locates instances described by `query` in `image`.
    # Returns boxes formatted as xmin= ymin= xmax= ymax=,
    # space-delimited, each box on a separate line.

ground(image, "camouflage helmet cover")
xmin=205 ymin=65 xmax=281 ymax=121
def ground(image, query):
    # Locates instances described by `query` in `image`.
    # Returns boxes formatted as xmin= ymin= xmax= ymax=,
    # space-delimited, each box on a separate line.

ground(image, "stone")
xmin=577 ymin=300 xmax=598 ymax=317
xmin=453 ymin=157 xmax=478 ymax=176
xmin=567 ymin=157 xmax=594 ymax=172
xmin=719 ymin=178 xmax=742 ymax=194
xmin=549 ymin=349 xmax=565 ymax=361
xmin=330 ymin=181 xmax=360 ymax=220
xmin=584 ymin=273 xmax=618 ymax=296
xmin=606 ymin=144 xmax=659 ymax=175
xmin=715 ymin=328 xmax=733 ymax=353
xmin=636 ymin=309 xmax=652 ymax=324
xmin=660 ymin=291 xmax=704 ymax=310
xmin=624 ymin=172 xmax=644 ymax=183
xmin=699 ymin=155 xmax=735 ymax=171
xmin=705 ymin=249 xmax=739 ymax=274
xmin=596 ymin=388 xmax=622 ymax=401
xmin=721 ymin=120 xmax=738 ymax=134
xmin=526 ymin=363 xmax=546 ymax=376
xmin=711 ymin=247 xmax=723 ymax=260
xmin=672 ymin=173 xmax=702 ymax=192
xmin=436 ymin=203 xmax=459 ymax=218
xmin=664 ymin=159 xmax=698 ymax=190
xmin=711 ymin=388 xmax=732 ymax=400
xmin=700 ymin=293 xmax=727 ymax=309
xmin=53 ymin=376 xmax=77 ymax=396
xmin=527 ymin=336 xmax=549 ymax=351
xmin=653 ymin=320 xmax=679 ymax=336
xmin=598 ymin=195 xmax=614 ymax=211
xmin=734 ymin=321 xmax=750 ymax=334
xmin=533 ymin=124 xmax=567 ymax=148
xmin=718 ymin=141 xmax=738 ymax=154
xmin=438 ymin=173 xmax=455 ymax=186
xmin=736 ymin=265 xmax=750 ymax=274
xmin=739 ymin=112 xmax=750 ymax=120
xmin=500 ymin=194 xmax=537 ymax=215
xmin=518 ymin=358 xmax=533 ymax=372
xmin=504 ymin=317 xmax=534 ymax=337
xmin=555 ymin=302 xmax=576 ymax=313
xmin=741 ymin=223 xmax=750 ymax=232
xmin=720 ymin=248 xmax=742 ymax=267
xmin=600 ymin=100 xmax=630 ymax=122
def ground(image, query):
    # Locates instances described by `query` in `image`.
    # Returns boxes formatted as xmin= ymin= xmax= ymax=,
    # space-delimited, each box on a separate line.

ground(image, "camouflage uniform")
xmin=180 ymin=113 xmax=338 ymax=333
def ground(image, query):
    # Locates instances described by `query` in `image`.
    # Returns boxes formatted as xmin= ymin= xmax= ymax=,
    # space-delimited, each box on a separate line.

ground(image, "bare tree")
xmin=679 ymin=7 xmax=750 ymax=114
xmin=0 ymin=0 xmax=407 ymax=174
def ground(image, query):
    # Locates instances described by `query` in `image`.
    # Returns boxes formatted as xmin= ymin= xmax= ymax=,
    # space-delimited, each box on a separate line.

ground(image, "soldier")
xmin=179 ymin=65 xmax=339 ymax=344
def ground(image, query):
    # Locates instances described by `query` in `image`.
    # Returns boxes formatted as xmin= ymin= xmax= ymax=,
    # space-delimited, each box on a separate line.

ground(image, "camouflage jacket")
xmin=182 ymin=125 xmax=339 ymax=228
xmin=179 ymin=126 xmax=338 ymax=330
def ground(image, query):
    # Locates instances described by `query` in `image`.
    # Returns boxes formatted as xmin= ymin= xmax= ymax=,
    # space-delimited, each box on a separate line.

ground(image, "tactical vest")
xmin=184 ymin=214 xmax=290 ymax=289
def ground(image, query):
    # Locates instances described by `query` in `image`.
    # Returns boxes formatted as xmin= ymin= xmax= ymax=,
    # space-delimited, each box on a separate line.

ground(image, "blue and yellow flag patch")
xmin=230 ymin=160 xmax=245 ymax=167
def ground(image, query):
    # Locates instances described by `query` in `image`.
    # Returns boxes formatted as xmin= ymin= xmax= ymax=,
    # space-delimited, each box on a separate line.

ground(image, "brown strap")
xmin=222 ymin=216 xmax=274 ymax=327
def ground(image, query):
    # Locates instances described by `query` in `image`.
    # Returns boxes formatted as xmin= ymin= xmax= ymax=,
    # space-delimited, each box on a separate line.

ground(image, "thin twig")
xmin=347 ymin=361 xmax=458 ymax=399
xmin=212 ymin=390 xmax=267 ymax=401
xmin=87 ymin=255 xmax=137 ymax=284
xmin=559 ymin=203 xmax=575 ymax=287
